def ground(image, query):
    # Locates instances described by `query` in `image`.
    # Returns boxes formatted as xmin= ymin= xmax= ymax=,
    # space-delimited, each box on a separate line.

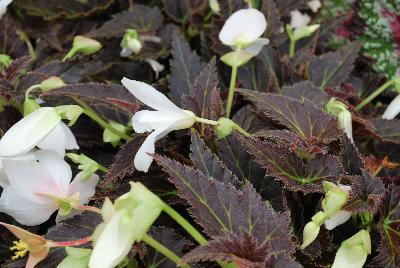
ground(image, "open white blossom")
xmin=121 ymin=78 xmax=196 ymax=172
xmin=308 ymin=0 xmax=321 ymax=13
xmin=0 ymin=153 xmax=36 ymax=187
xmin=0 ymin=0 xmax=12 ymax=18
xmin=0 ymin=107 xmax=78 ymax=158
xmin=382 ymin=94 xmax=400 ymax=120
xmin=290 ymin=10 xmax=311 ymax=29
xmin=323 ymin=184 xmax=352 ymax=230
xmin=219 ymin=8 xmax=269 ymax=59
xmin=0 ymin=150 xmax=98 ymax=226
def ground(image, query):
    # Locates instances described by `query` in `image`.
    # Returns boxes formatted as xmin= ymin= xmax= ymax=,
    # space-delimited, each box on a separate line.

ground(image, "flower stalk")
xmin=226 ymin=65 xmax=238 ymax=118
xmin=356 ymin=80 xmax=395 ymax=110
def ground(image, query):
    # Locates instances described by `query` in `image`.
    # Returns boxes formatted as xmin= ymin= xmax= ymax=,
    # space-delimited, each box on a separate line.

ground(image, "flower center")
xmin=10 ymin=240 xmax=29 ymax=260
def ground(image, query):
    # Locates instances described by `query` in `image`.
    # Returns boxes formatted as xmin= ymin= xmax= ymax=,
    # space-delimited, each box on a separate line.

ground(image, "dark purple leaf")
xmin=0 ymin=106 xmax=22 ymax=137
xmin=0 ymin=56 xmax=31 ymax=82
xmin=282 ymin=81 xmax=330 ymax=108
xmin=168 ymin=34 xmax=204 ymax=105
xmin=340 ymin=137 xmax=363 ymax=175
xmin=308 ymin=42 xmax=361 ymax=88
xmin=371 ymin=119 xmax=400 ymax=144
xmin=238 ymin=135 xmax=343 ymax=192
xmin=154 ymin=155 xmax=295 ymax=256
xmin=238 ymin=89 xmax=341 ymax=143
xmin=0 ymin=15 xmax=28 ymax=58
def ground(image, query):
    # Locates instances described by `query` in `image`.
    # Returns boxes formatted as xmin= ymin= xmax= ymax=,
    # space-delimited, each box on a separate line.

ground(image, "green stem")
xmin=25 ymin=84 xmax=41 ymax=100
xmin=63 ymin=48 xmax=77 ymax=62
xmin=163 ymin=204 xmax=208 ymax=245
xmin=142 ymin=234 xmax=190 ymax=268
xmin=98 ymin=164 xmax=109 ymax=173
xmin=233 ymin=123 xmax=251 ymax=137
xmin=225 ymin=65 xmax=238 ymax=118
xmin=356 ymin=80 xmax=394 ymax=110
xmin=195 ymin=117 xmax=218 ymax=125
xmin=77 ymin=101 xmax=130 ymax=141
xmin=289 ymin=38 xmax=296 ymax=58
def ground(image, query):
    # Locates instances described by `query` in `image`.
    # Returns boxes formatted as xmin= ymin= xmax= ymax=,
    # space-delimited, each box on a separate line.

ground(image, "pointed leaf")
xmin=168 ymin=34 xmax=204 ymax=105
xmin=0 ymin=15 xmax=28 ymax=58
xmin=154 ymin=155 xmax=295 ymax=256
xmin=238 ymin=135 xmax=343 ymax=192
xmin=340 ymin=137 xmax=363 ymax=175
xmin=343 ymin=170 xmax=385 ymax=213
xmin=0 ymin=56 xmax=31 ymax=82
xmin=190 ymin=129 xmax=239 ymax=186
xmin=88 ymin=5 xmax=163 ymax=38
xmin=238 ymin=89 xmax=341 ymax=143
xmin=308 ymin=42 xmax=361 ymax=88
xmin=371 ymin=119 xmax=400 ymax=144
xmin=282 ymin=81 xmax=330 ymax=108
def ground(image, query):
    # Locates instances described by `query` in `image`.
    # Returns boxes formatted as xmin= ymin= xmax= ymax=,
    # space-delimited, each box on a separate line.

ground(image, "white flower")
xmin=0 ymin=0 xmax=12 ymax=19
xmin=89 ymin=182 xmax=163 ymax=268
xmin=145 ymin=59 xmax=165 ymax=79
xmin=0 ymin=150 xmax=98 ymax=226
xmin=121 ymin=78 xmax=196 ymax=172
xmin=0 ymin=107 xmax=78 ymax=158
xmin=307 ymin=0 xmax=321 ymax=13
xmin=0 ymin=152 xmax=36 ymax=188
xmin=382 ymin=94 xmax=400 ymax=120
xmin=290 ymin=10 xmax=311 ymax=29
xmin=338 ymin=109 xmax=353 ymax=142
xmin=219 ymin=8 xmax=269 ymax=57
xmin=332 ymin=230 xmax=371 ymax=268
xmin=324 ymin=184 xmax=352 ymax=230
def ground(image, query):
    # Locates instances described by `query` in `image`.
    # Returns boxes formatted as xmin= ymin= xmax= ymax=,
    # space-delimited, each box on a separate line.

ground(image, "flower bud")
xmin=63 ymin=36 xmax=102 ymax=61
xmin=66 ymin=153 xmax=101 ymax=180
xmin=292 ymin=24 xmax=320 ymax=41
xmin=209 ymin=0 xmax=220 ymax=13
xmin=220 ymin=50 xmax=253 ymax=67
xmin=0 ymin=54 xmax=12 ymax=69
xmin=23 ymin=98 xmax=41 ymax=116
xmin=58 ymin=247 xmax=92 ymax=268
xmin=332 ymin=230 xmax=371 ymax=268
xmin=216 ymin=118 xmax=236 ymax=139
xmin=55 ymin=105 xmax=84 ymax=126
xmin=120 ymin=29 xmax=142 ymax=57
xmin=103 ymin=121 xmax=127 ymax=147
xmin=326 ymin=99 xmax=353 ymax=142
xmin=300 ymin=221 xmax=320 ymax=249
xmin=40 ymin=76 xmax=66 ymax=92
xmin=322 ymin=182 xmax=349 ymax=217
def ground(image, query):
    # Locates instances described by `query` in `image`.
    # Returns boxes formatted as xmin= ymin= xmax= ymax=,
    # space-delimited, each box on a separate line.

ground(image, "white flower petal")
xmin=325 ymin=210 xmax=352 ymax=230
xmin=290 ymin=10 xmax=311 ymax=29
xmin=67 ymin=172 xmax=99 ymax=205
xmin=308 ymin=0 xmax=321 ymax=12
xmin=243 ymin=38 xmax=269 ymax=56
xmin=0 ymin=0 xmax=12 ymax=18
xmin=331 ymin=244 xmax=367 ymax=268
xmin=0 ymin=107 xmax=61 ymax=157
xmin=121 ymin=78 xmax=182 ymax=113
xmin=89 ymin=210 xmax=135 ymax=268
xmin=338 ymin=110 xmax=353 ymax=142
xmin=132 ymin=110 xmax=191 ymax=133
xmin=2 ymin=159 xmax=66 ymax=203
xmin=35 ymin=150 xmax=71 ymax=194
xmin=37 ymin=123 xmax=66 ymax=156
xmin=120 ymin=47 xmax=133 ymax=58
xmin=146 ymin=59 xmax=165 ymax=79
xmin=0 ymin=187 xmax=57 ymax=226
xmin=60 ymin=122 xmax=79 ymax=150
xmin=134 ymin=115 xmax=195 ymax=172
xmin=382 ymin=94 xmax=400 ymax=120
xmin=0 ymin=152 xmax=37 ymax=187
xmin=219 ymin=8 xmax=267 ymax=46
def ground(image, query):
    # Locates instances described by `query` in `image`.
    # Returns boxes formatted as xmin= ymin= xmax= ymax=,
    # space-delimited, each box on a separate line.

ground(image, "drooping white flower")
xmin=121 ymin=78 xmax=196 ymax=172
xmin=290 ymin=10 xmax=311 ymax=29
xmin=382 ymin=94 xmax=400 ymax=120
xmin=0 ymin=150 xmax=98 ymax=226
xmin=0 ymin=0 xmax=12 ymax=19
xmin=89 ymin=182 xmax=164 ymax=268
xmin=0 ymin=107 xmax=78 ymax=158
xmin=145 ymin=59 xmax=165 ymax=79
xmin=307 ymin=0 xmax=321 ymax=13
xmin=219 ymin=8 xmax=269 ymax=66
xmin=332 ymin=229 xmax=371 ymax=268
xmin=0 ymin=152 xmax=36 ymax=187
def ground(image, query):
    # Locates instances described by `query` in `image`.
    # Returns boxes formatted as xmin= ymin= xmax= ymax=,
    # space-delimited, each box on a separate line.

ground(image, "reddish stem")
xmin=51 ymin=236 xmax=92 ymax=247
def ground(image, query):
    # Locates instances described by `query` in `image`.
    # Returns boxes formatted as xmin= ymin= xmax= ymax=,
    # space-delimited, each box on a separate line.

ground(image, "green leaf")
xmin=13 ymin=0 xmax=114 ymax=20
xmin=168 ymin=34 xmax=204 ymax=105
xmin=307 ymin=42 xmax=360 ymax=88
xmin=238 ymin=89 xmax=341 ymax=143
xmin=238 ymin=135 xmax=343 ymax=192
xmin=154 ymin=154 xmax=295 ymax=256
xmin=88 ymin=5 xmax=163 ymax=38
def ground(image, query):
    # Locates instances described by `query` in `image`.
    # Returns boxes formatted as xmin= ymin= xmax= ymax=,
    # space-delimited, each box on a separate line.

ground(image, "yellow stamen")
xmin=10 ymin=240 xmax=28 ymax=260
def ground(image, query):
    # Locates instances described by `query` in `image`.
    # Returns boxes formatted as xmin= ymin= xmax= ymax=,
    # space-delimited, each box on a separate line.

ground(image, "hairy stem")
xmin=289 ymin=39 xmax=296 ymax=58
